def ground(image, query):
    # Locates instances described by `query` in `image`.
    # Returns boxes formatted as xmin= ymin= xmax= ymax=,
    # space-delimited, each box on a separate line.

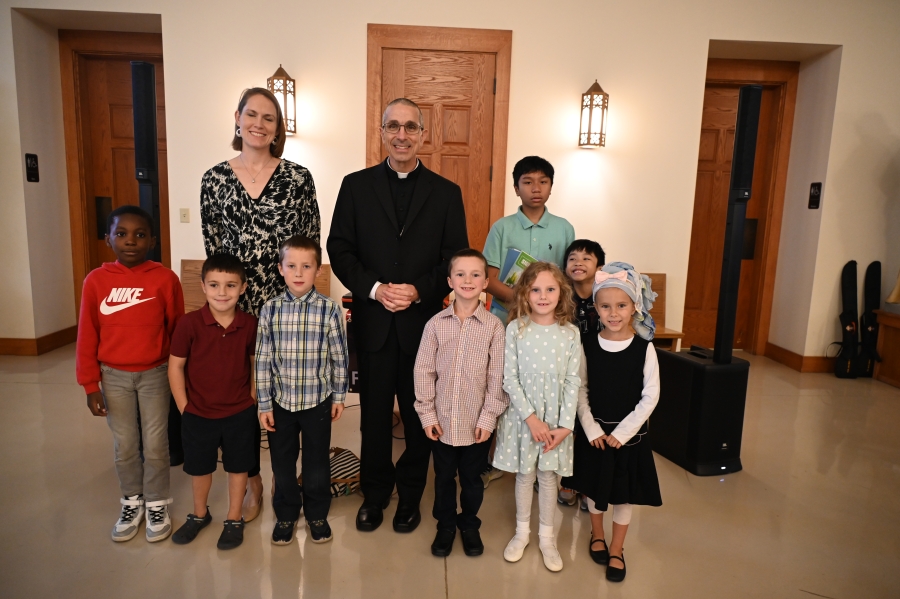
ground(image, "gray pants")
xmin=101 ymin=363 xmax=171 ymax=501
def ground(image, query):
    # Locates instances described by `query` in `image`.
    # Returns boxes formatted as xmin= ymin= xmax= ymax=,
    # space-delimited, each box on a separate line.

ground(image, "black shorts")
xmin=182 ymin=404 xmax=258 ymax=476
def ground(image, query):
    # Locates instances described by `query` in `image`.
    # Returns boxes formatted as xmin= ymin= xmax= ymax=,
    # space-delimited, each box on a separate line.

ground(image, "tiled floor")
xmin=1 ymin=345 xmax=898 ymax=598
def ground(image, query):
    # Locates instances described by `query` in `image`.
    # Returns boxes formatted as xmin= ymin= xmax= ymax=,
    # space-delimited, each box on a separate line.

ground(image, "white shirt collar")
xmin=386 ymin=157 xmax=420 ymax=179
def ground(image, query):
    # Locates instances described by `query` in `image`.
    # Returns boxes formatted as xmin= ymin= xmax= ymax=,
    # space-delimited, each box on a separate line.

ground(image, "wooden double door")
xmin=682 ymin=59 xmax=798 ymax=353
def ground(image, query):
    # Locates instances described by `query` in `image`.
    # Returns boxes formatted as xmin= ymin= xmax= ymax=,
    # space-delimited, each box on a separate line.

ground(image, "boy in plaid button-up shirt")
xmin=256 ymin=236 xmax=348 ymax=546
xmin=414 ymin=249 xmax=508 ymax=557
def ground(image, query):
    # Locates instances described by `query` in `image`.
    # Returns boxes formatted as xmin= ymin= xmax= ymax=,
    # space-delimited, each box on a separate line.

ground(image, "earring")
xmin=236 ymin=127 xmax=242 ymax=137
xmin=272 ymin=137 xmax=278 ymax=145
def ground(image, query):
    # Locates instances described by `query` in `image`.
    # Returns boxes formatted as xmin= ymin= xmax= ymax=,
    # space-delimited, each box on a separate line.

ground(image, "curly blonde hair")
xmin=507 ymin=261 xmax=575 ymax=327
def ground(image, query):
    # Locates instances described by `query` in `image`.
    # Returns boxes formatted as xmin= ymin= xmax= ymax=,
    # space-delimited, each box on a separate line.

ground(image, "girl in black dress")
xmin=562 ymin=262 xmax=661 ymax=583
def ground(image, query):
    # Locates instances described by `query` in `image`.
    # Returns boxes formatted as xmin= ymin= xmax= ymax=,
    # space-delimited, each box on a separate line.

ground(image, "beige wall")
xmin=0 ymin=10 xmax=35 ymax=338
xmin=2 ymin=0 xmax=898 ymax=357
xmin=10 ymin=10 xmax=77 ymax=338
xmin=768 ymin=48 xmax=842 ymax=355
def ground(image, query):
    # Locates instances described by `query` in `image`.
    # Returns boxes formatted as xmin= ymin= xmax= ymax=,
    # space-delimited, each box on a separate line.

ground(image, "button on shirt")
xmin=414 ymin=301 xmax=509 ymax=446
xmin=255 ymin=288 xmax=349 ymax=413
xmin=483 ymin=206 xmax=575 ymax=319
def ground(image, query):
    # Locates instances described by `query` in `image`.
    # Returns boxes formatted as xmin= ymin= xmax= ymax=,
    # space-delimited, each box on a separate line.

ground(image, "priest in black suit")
xmin=327 ymin=98 xmax=469 ymax=533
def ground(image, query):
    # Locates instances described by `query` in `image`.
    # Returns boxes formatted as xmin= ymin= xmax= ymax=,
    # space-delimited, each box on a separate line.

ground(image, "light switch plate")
xmin=808 ymin=183 xmax=822 ymax=209
xmin=179 ymin=208 xmax=190 ymax=223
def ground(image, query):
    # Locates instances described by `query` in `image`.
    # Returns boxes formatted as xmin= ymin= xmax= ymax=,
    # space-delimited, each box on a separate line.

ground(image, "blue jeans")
xmin=101 ymin=363 xmax=171 ymax=501
xmin=269 ymin=399 xmax=332 ymax=522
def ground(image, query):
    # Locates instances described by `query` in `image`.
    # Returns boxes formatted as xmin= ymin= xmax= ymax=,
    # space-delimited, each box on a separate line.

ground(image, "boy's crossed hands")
xmin=423 ymin=423 xmax=491 ymax=443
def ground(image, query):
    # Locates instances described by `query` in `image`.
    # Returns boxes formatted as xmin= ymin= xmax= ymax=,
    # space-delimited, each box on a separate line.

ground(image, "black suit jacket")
xmin=327 ymin=162 xmax=469 ymax=354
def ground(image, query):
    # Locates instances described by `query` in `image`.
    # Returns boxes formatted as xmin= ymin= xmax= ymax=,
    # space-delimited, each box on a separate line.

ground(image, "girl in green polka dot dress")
xmin=492 ymin=262 xmax=582 ymax=572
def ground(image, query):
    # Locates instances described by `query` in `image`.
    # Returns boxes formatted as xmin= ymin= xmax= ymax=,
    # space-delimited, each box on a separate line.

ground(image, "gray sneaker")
xmin=145 ymin=499 xmax=173 ymax=542
xmin=558 ymin=487 xmax=578 ymax=506
xmin=111 ymin=495 xmax=144 ymax=542
xmin=480 ymin=466 xmax=504 ymax=489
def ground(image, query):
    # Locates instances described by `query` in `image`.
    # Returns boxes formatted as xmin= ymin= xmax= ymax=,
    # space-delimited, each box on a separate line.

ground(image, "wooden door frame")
xmin=703 ymin=58 xmax=798 ymax=355
xmin=366 ymin=24 xmax=512 ymax=226
xmin=58 ymin=30 xmax=166 ymax=310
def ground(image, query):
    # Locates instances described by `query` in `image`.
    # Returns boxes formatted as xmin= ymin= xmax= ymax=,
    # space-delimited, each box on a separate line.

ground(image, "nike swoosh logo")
xmin=99 ymin=297 xmax=156 ymax=315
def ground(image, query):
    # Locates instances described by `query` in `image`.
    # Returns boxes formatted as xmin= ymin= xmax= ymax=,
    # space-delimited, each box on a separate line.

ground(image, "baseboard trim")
xmin=764 ymin=342 xmax=835 ymax=373
xmin=0 ymin=325 xmax=77 ymax=356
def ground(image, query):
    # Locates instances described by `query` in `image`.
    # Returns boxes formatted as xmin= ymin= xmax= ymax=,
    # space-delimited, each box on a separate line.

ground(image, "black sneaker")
xmin=172 ymin=510 xmax=213 ymax=545
xmin=217 ymin=518 xmax=245 ymax=550
xmin=271 ymin=520 xmax=296 ymax=546
xmin=307 ymin=519 xmax=333 ymax=543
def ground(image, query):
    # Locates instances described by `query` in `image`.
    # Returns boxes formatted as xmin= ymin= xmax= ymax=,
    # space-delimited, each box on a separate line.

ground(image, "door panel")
xmin=380 ymin=49 xmax=496 ymax=254
xmin=682 ymin=82 xmax=783 ymax=350
xmin=80 ymin=55 xmax=168 ymax=269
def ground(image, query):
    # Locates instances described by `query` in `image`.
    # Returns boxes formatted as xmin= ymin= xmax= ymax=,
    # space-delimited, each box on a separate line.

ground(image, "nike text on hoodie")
xmin=76 ymin=260 xmax=185 ymax=394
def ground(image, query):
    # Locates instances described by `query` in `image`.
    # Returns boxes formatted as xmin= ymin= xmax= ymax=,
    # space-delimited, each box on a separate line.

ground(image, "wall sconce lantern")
xmin=267 ymin=65 xmax=296 ymax=134
xmin=579 ymin=80 xmax=608 ymax=148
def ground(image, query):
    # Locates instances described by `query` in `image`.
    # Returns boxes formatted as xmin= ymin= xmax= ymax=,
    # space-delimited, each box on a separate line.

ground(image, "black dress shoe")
xmin=460 ymin=529 xmax=484 ymax=556
xmin=356 ymin=498 xmax=390 ymax=532
xmin=392 ymin=503 xmax=421 ymax=533
xmin=606 ymin=551 xmax=626 ymax=582
xmin=431 ymin=529 xmax=455 ymax=556
xmin=589 ymin=535 xmax=609 ymax=565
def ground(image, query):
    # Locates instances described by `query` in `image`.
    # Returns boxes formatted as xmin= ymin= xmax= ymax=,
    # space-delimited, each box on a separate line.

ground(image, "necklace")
xmin=238 ymin=154 xmax=271 ymax=183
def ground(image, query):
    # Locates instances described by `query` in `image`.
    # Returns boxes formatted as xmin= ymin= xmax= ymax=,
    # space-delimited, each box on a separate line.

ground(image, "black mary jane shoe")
xmin=606 ymin=551 xmax=626 ymax=583
xmin=392 ymin=503 xmax=422 ymax=533
xmin=356 ymin=497 xmax=390 ymax=532
xmin=589 ymin=535 xmax=609 ymax=565
xmin=431 ymin=529 xmax=456 ymax=557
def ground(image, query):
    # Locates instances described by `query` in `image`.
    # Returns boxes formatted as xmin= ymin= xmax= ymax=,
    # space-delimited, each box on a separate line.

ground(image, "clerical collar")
xmin=385 ymin=157 xmax=420 ymax=180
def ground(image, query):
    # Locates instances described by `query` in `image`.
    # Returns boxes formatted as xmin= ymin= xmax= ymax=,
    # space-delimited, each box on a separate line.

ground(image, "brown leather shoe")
xmin=242 ymin=483 xmax=264 ymax=523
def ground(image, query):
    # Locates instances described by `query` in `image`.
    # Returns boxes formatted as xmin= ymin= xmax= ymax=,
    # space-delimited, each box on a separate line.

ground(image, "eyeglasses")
xmin=382 ymin=121 xmax=423 ymax=135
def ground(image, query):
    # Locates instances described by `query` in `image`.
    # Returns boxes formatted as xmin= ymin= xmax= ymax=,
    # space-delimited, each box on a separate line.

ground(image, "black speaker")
xmin=652 ymin=347 xmax=749 ymax=475
xmin=131 ymin=61 xmax=160 ymax=261
xmin=713 ymin=85 xmax=762 ymax=364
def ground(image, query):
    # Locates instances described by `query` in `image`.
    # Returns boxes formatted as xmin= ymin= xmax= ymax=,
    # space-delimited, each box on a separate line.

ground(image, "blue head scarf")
xmin=591 ymin=261 xmax=658 ymax=340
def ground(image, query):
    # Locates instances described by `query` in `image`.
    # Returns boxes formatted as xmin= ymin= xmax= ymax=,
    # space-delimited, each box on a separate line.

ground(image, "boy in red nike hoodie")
xmin=76 ymin=205 xmax=184 ymax=543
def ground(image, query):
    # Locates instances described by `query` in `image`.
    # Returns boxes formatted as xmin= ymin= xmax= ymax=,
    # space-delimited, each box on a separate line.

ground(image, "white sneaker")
xmin=111 ymin=495 xmax=144 ymax=542
xmin=145 ymin=498 xmax=173 ymax=542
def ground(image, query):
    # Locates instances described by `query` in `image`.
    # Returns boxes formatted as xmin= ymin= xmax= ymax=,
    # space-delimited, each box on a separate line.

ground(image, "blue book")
xmin=494 ymin=248 xmax=536 ymax=311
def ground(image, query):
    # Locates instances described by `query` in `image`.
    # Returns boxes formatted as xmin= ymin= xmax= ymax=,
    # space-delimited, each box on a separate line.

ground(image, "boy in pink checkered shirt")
xmin=414 ymin=248 xmax=508 ymax=558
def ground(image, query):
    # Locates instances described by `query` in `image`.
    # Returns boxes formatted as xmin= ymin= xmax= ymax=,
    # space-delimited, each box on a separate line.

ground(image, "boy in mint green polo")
xmin=483 ymin=156 xmax=575 ymax=322
xmin=480 ymin=155 xmax=575 ymax=488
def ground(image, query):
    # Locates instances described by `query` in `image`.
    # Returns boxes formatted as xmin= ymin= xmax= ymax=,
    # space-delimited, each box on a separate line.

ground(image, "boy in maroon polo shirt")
xmin=168 ymin=254 xmax=258 ymax=550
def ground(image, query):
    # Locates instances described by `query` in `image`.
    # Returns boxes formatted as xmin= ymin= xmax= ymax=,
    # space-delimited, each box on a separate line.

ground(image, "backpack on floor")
xmin=298 ymin=446 xmax=361 ymax=498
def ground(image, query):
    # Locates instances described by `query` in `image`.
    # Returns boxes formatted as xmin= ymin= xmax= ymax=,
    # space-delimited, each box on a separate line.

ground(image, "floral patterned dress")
xmin=200 ymin=160 xmax=320 ymax=316
xmin=492 ymin=319 xmax=582 ymax=476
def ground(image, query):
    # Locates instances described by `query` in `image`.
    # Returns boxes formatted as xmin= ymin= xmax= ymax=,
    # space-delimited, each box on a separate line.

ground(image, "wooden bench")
xmin=644 ymin=273 xmax=684 ymax=352
xmin=180 ymin=259 xmax=332 ymax=312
